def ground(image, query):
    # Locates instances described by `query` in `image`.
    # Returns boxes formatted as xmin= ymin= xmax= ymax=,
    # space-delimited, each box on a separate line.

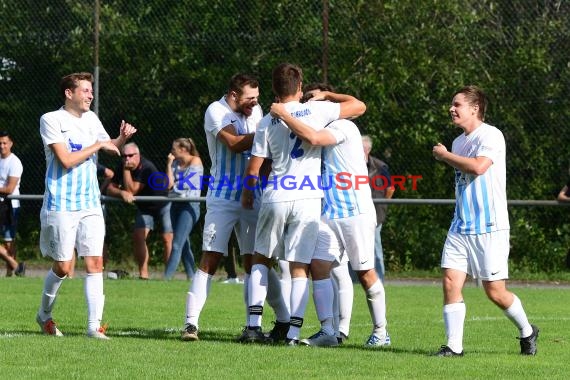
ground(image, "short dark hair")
xmin=272 ymin=63 xmax=303 ymax=99
xmin=301 ymin=82 xmax=335 ymax=103
xmin=453 ymin=85 xmax=488 ymax=121
xmin=60 ymin=72 xmax=93 ymax=100
xmin=0 ymin=131 xmax=12 ymax=140
xmin=228 ymin=74 xmax=259 ymax=96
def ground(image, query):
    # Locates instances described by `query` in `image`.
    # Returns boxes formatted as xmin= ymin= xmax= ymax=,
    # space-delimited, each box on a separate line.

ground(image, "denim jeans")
xmin=374 ymin=224 xmax=385 ymax=282
xmin=164 ymin=201 xmax=199 ymax=280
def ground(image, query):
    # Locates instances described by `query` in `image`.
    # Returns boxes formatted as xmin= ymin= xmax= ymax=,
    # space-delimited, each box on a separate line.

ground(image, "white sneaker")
xmin=222 ymin=277 xmax=243 ymax=284
xmin=87 ymin=325 xmax=110 ymax=340
xmin=364 ymin=332 xmax=391 ymax=348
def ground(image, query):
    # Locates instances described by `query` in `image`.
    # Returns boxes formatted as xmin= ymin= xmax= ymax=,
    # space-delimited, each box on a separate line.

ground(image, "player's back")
xmin=322 ymin=119 xmax=373 ymax=218
xmin=253 ymin=100 xmax=340 ymax=202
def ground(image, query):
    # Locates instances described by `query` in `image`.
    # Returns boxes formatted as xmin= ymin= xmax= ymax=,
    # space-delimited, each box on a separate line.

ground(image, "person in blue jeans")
xmin=164 ymin=138 xmax=203 ymax=280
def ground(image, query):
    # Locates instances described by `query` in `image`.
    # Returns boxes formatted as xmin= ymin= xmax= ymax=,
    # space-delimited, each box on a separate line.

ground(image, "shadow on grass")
xmin=108 ymin=327 xmax=243 ymax=342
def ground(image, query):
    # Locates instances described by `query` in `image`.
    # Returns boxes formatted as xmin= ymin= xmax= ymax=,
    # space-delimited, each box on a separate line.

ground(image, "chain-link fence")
xmin=1 ymin=0 xmax=569 ymax=272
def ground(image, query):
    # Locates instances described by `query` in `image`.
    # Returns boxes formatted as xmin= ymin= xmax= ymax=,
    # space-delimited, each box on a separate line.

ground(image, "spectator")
xmin=556 ymin=180 xmax=570 ymax=269
xmin=0 ymin=131 xmax=24 ymax=277
xmin=107 ymin=142 xmax=173 ymax=280
xmin=97 ymin=162 xmax=114 ymax=266
xmin=362 ymin=135 xmax=394 ymax=282
xmin=164 ymin=138 xmax=203 ymax=280
xmin=36 ymin=72 xmax=136 ymax=338
xmin=221 ymin=235 xmax=243 ymax=284
xmin=432 ymin=85 xmax=538 ymax=356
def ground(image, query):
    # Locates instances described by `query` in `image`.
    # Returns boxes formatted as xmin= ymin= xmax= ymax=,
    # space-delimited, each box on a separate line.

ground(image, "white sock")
xmin=248 ymin=264 xmax=269 ymax=327
xmin=287 ymin=277 xmax=309 ymax=340
xmin=185 ymin=269 xmax=212 ymax=327
xmin=312 ymin=279 xmax=335 ymax=335
xmin=331 ymin=263 xmax=353 ymax=337
xmin=38 ymin=269 xmax=66 ymax=321
xmin=267 ymin=268 xmax=289 ymax=323
xmin=85 ymin=272 xmax=104 ymax=332
xmin=366 ymin=279 xmax=387 ymax=338
xmin=243 ymin=273 xmax=250 ymax=326
xmin=278 ymin=260 xmax=291 ymax=315
xmin=504 ymin=294 xmax=533 ymax=338
xmin=443 ymin=302 xmax=466 ymax=353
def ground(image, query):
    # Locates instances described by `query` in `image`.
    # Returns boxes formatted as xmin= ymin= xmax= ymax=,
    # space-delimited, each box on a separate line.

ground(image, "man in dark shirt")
xmin=107 ymin=142 xmax=172 ymax=279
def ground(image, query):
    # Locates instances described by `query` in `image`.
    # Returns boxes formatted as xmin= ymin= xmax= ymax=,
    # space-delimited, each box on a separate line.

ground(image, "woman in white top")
xmin=164 ymin=138 xmax=203 ymax=279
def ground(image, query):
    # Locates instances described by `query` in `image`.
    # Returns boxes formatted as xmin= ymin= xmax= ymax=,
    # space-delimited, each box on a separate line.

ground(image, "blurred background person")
xmin=362 ymin=135 xmax=394 ymax=283
xmin=0 ymin=130 xmax=24 ymax=277
xmin=164 ymin=138 xmax=203 ymax=280
xmin=107 ymin=142 xmax=173 ymax=280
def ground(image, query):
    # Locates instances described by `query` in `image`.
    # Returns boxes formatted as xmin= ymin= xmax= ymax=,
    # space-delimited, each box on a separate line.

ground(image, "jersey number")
xmin=289 ymin=132 xmax=304 ymax=159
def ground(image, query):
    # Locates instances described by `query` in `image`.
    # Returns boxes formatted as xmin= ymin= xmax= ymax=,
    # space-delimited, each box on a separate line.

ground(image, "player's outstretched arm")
xmin=112 ymin=120 xmax=137 ymax=148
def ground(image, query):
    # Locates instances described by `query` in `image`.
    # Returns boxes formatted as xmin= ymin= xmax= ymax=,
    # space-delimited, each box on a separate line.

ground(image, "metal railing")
xmin=8 ymin=194 xmax=570 ymax=207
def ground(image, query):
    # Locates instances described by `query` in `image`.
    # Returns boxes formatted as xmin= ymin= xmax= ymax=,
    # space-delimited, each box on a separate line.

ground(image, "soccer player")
xmin=269 ymin=86 xmax=389 ymax=347
xmin=432 ymin=85 xmax=539 ymax=356
xmin=181 ymin=74 xmax=288 ymax=342
xmin=37 ymin=72 xmax=136 ymax=338
xmin=240 ymin=63 xmax=366 ymax=345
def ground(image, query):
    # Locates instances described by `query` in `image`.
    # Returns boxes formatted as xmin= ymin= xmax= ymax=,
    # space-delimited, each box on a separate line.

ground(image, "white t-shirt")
xmin=0 ymin=153 xmax=23 ymax=208
xmin=450 ymin=122 xmax=510 ymax=234
xmin=40 ymin=108 xmax=110 ymax=211
xmin=204 ymin=96 xmax=263 ymax=201
xmin=321 ymin=119 xmax=374 ymax=219
xmin=252 ymin=100 xmax=340 ymax=203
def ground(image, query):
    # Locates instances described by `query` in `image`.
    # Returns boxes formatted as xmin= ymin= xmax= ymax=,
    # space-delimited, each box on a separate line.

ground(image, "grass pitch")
xmin=0 ymin=276 xmax=568 ymax=379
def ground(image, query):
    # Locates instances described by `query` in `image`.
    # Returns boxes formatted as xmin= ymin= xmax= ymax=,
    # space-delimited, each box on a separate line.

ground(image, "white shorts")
xmin=202 ymin=196 xmax=259 ymax=256
xmin=325 ymin=212 xmax=376 ymax=271
xmin=441 ymin=230 xmax=510 ymax=281
xmin=40 ymin=208 xmax=105 ymax=261
xmin=254 ymin=199 xmax=321 ymax=264
xmin=312 ymin=220 xmax=341 ymax=263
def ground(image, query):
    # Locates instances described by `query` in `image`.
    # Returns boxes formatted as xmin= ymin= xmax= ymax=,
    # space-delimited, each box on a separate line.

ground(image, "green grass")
xmin=0 ymin=277 xmax=568 ymax=379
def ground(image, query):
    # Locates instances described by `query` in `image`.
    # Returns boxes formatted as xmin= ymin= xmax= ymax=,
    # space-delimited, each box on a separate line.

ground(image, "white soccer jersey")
xmin=321 ymin=119 xmax=374 ymax=219
xmin=0 ymin=153 xmax=23 ymax=208
xmin=204 ymin=96 xmax=263 ymax=201
xmin=40 ymin=108 xmax=110 ymax=211
xmin=252 ymin=100 xmax=340 ymax=202
xmin=450 ymin=122 xmax=510 ymax=234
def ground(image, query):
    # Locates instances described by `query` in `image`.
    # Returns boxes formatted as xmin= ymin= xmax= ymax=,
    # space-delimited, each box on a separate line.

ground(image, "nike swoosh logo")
xmin=231 ymin=119 xmax=237 ymax=123
xmin=491 ymin=271 xmax=500 ymax=275
xmin=359 ymin=260 xmax=368 ymax=264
